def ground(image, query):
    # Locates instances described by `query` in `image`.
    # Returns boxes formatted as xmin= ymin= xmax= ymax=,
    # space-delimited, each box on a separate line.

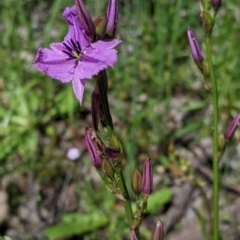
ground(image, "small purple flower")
xmin=224 ymin=113 xmax=240 ymax=140
xmin=187 ymin=27 xmax=203 ymax=62
xmin=150 ymin=221 xmax=164 ymax=240
xmin=142 ymin=157 xmax=153 ymax=196
xmin=106 ymin=0 xmax=119 ymax=38
xmin=67 ymin=148 xmax=81 ymax=161
xmin=34 ymin=6 xmax=121 ymax=103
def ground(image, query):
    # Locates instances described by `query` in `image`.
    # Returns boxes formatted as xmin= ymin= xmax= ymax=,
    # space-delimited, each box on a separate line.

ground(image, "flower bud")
xmin=94 ymin=15 xmax=107 ymax=39
xmin=132 ymin=169 xmax=142 ymax=195
xmin=211 ymin=0 xmax=222 ymax=10
xmin=224 ymin=113 xmax=240 ymax=140
xmin=218 ymin=134 xmax=226 ymax=150
xmin=187 ymin=28 xmax=203 ymax=63
xmin=85 ymin=127 xmax=104 ymax=168
xmin=142 ymin=157 xmax=153 ymax=196
xmin=202 ymin=10 xmax=214 ymax=36
xmin=130 ymin=228 xmax=138 ymax=240
xmin=102 ymin=159 xmax=115 ymax=179
xmin=105 ymin=147 xmax=121 ymax=159
xmin=106 ymin=0 xmax=119 ymax=38
xmin=109 ymin=133 xmax=124 ymax=166
xmin=75 ymin=0 xmax=95 ymax=37
xmin=150 ymin=221 xmax=164 ymax=240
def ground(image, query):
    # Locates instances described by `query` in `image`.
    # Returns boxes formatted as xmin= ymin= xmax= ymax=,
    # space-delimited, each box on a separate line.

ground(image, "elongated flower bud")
xmin=102 ymin=159 xmax=115 ymax=179
xmin=187 ymin=28 xmax=203 ymax=63
xmin=75 ymin=0 xmax=95 ymax=37
xmin=224 ymin=113 xmax=240 ymax=140
xmin=130 ymin=228 xmax=138 ymax=240
xmin=132 ymin=169 xmax=142 ymax=195
xmin=106 ymin=0 xmax=119 ymax=38
xmin=150 ymin=221 xmax=164 ymax=240
xmin=85 ymin=127 xmax=104 ymax=168
xmin=94 ymin=15 xmax=107 ymax=39
xmin=142 ymin=157 xmax=153 ymax=196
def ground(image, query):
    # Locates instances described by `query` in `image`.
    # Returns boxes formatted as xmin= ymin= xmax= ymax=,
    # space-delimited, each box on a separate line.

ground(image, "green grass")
xmin=1 ymin=0 xmax=240 ymax=239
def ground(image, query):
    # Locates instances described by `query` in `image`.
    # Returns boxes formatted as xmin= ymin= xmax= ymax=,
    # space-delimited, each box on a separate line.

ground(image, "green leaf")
xmin=182 ymin=101 xmax=206 ymax=111
xmin=1 ymin=236 xmax=12 ymax=240
xmin=45 ymin=211 xmax=109 ymax=239
xmin=146 ymin=188 xmax=173 ymax=214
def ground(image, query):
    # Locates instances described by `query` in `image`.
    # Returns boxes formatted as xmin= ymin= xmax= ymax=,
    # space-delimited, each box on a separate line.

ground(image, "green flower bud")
xmin=94 ymin=15 xmax=107 ymax=39
xmin=102 ymin=159 xmax=115 ymax=179
xmin=132 ymin=169 xmax=142 ymax=195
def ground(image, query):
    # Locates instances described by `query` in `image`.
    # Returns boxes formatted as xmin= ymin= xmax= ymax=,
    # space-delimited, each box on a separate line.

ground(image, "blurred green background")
xmin=1 ymin=0 xmax=240 ymax=239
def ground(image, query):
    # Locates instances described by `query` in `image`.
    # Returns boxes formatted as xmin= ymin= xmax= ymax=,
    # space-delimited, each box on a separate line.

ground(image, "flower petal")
xmin=78 ymin=43 xmax=119 ymax=79
xmin=91 ymin=39 xmax=121 ymax=49
xmin=34 ymin=47 xmax=76 ymax=83
xmin=62 ymin=6 xmax=78 ymax=26
xmin=77 ymin=50 xmax=117 ymax=79
xmin=72 ymin=69 xmax=86 ymax=102
xmin=63 ymin=5 xmax=90 ymax=49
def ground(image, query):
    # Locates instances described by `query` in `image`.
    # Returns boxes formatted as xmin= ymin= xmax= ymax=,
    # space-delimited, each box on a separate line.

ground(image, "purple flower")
xmin=67 ymin=147 xmax=81 ymax=161
xmin=142 ymin=157 xmax=153 ymax=196
xmin=224 ymin=113 xmax=240 ymax=140
xmin=34 ymin=6 xmax=121 ymax=103
xmin=187 ymin=27 xmax=203 ymax=62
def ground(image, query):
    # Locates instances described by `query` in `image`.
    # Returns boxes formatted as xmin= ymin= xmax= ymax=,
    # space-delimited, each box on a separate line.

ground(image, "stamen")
xmin=76 ymin=41 xmax=82 ymax=52
xmin=70 ymin=39 xmax=78 ymax=50
xmin=62 ymin=50 xmax=74 ymax=58
xmin=62 ymin=39 xmax=82 ymax=59
xmin=63 ymin=42 xmax=73 ymax=53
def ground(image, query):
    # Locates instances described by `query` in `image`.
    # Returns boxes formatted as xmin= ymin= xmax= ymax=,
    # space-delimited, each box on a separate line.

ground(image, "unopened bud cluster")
xmin=85 ymin=127 xmax=121 ymax=169
xmin=187 ymin=0 xmax=222 ymax=68
xmin=75 ymin=0 xmax=118 ymax=40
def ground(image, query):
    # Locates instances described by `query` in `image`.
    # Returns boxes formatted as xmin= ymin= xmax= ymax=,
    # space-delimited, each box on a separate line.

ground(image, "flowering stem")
xmin=115 ymin=167 xmax=141 ymax=239
xmin=115 ymin=168 xmax=134 ymax=222
xmin=204 ymin=36 xmax=219 ymax=240
xmin=97 ymin=71 xmax=114 ymax=132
